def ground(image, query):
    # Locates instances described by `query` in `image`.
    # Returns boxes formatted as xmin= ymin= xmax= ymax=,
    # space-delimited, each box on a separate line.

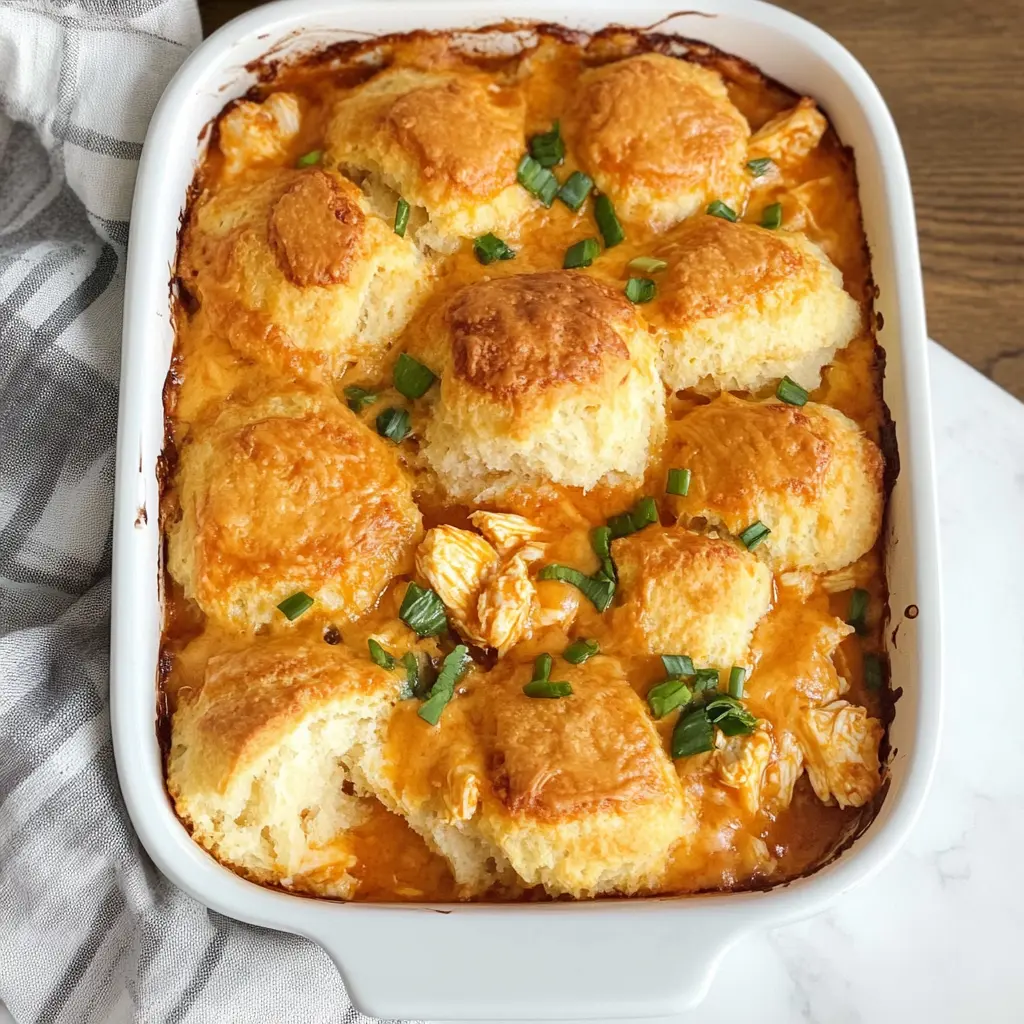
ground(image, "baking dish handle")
xmin=305 ymin=904 xmax=751 ymax=1020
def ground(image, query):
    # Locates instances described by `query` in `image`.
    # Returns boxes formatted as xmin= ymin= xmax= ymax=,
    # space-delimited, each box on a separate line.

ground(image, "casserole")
xmin=111 ymin=1 xmax=942 ymax=1017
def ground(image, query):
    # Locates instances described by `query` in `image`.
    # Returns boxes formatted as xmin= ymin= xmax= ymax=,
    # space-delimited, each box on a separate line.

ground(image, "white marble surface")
xmin=2 ymin=342 xmax=1021 ymax=1024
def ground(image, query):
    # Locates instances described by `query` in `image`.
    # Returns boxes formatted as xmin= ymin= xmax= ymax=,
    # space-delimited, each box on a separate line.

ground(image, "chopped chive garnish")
xmin=647 ymin=678 xmax=693 ymax=719
xmin=739 ymin=520 xmax=771 ymax=550
xmin=563 ymin=237 xmax=600 ymax=269
xmin=393 ymin=353 xmax=436 ymax=400
xmin=848 ymin=588 xmax=870 ymax=635
xmin=277 ymin=591 xmax=313 ymax=621
xmin=692 ymin=667 xmax=721 ymax=695
xmin=728 ymin=666 xmax=746 ymax=699
xmin=608 ymin=496 xmax=659 ymax=539
xmin=761 ymin=202 xmax=783 ymax=229
xmin=563 ymin=638 xmax=600 ymax=664
xmin=661 ymin=654 xmax=695 ymax=678
xmin=368 ymin=638 xmax=395 ymax=669
xmin=394 ymin=197 xmax=410 ymax=236
xmin=344 ymin=385 xmax=378 ymax=412
xmin=776 ymin=375 xmax=809 ymax=406
xmin=473 ymin=232 xmax=516 ymax=265
xmin=624 ymin=277 xmax=656 ymax=304
xmin=746 ymin=157 xmax=772 ymax=177
xmin=529 ymin=121 xmax=564 ymax=168
xmin=400 ymin=651 xmax=420 ymax=697
xmin=864 ymin=653 xmax=884 ymax=691
xmin=672 ymin=707 xmax=715 ymax=758
xmin=594 ymin=193 xmax=625 ymax=247
xmin=523 ymin=679 xmax=573 ymax=698
xmin=376 ymin=406 xmax=411 ymax=443
xmin=627 ymin=256 xmax=668 ymax=274
xmin=399 ymin=582 xmax=447 ymax=637
xmin=537 ymin=564 xmax=615 ymax=612
xmin=296 ymin=150 xmax=322 ymax=167
xmin=705 ymin=694 xmax=758 ymax=736
xmin=418 ymin=645 xmax=470 ymax=725
xmin=667 ymin=467 xmax=691 ymax=496
xmin=533 ymin=653 xmax=553 ymax=684
xmin=706 ymin=200 xmax=738 ymax=222
xmin=516 ymin=154 xmax=559 ymax=206
xmin=557 ymin=171 xmax=594 ymax=212
xmin=590 ymin=525 xmax=616 ymax=582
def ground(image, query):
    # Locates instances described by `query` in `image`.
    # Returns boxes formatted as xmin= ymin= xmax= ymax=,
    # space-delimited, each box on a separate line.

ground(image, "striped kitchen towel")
xmin=0 ymin=3 xmax=400 ymax=1021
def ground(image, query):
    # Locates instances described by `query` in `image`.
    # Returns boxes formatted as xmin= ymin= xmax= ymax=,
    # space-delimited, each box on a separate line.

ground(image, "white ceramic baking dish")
xmin=111 ymin=1 xmax=942 ymax=1017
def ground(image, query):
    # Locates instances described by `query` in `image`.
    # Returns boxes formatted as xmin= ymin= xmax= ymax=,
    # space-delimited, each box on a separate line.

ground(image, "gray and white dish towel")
xmin=0 ymin=2 xmax=403 ymax=1021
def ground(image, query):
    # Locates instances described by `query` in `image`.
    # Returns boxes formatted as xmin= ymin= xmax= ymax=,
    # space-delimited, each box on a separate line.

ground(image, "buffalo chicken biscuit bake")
xmin=161 ymin=24 xmax=893 ymax=902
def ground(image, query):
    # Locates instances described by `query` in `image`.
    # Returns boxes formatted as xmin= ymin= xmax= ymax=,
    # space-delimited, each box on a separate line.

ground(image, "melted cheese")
xmin=162 ymin=28 xmax=889 ymax=902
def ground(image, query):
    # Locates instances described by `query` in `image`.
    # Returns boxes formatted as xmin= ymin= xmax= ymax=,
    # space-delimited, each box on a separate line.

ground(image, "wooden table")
xmin=198 ymin=0 xmax=1024 ymax=400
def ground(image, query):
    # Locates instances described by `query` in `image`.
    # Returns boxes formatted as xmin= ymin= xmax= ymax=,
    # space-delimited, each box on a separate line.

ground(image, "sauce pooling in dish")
xmin=161 ymin=25 xmax=892 ymax=902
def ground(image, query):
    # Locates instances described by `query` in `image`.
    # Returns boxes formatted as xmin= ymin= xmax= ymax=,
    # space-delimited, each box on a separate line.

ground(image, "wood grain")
xmin=197 ymin=0 xmax=1024 ymax=399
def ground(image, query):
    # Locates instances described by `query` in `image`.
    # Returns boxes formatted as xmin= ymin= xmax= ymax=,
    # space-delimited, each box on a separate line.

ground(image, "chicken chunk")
xmin=761 ymin=729 xmax=804 ymax=814
xmin=715 ymin=726 xmax=774 ymax=816
xmin=469 ymin=511 xmax=546 ymax=556
xmin=219 ymin=93 xmax=301 ymax=177
xmin=799 ymin=700 xmax=883 ymax=808
xmin=748 ymin=98 xmax=827 ymax=169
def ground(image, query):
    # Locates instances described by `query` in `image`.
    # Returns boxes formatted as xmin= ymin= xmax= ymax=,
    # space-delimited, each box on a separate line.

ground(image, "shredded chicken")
xmin=715 ymin=726 xmax=773 ymax=816
xmin=748 ymin=97 xmax=828 ymax=168
xmin=799 ymin=700 xmax=883 ymax=808
xmin=761 ymin=729 xmax=804 ymax=814
xmin=469 ymin=511 xmax=546 ymax=556
xmin=219 ymin=93 xmax=301 ymax=177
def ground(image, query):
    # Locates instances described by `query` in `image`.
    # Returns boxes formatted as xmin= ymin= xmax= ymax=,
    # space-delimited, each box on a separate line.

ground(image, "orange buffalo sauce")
xmin=162 ymin=25 xmax=891 ymax=901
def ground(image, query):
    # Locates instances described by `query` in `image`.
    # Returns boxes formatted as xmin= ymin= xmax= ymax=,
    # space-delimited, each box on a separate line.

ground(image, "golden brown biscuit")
xmin=665 ymin=395 xmax=883 ymax=572
xmin=609 ymin=525 xmax=773 ymax=667
xmin=167 ymin=636 xmax=401 ymax=897
xmin=563 ymin=54 xmax=749 ymax=229
xmin=353 ymin=656 xmax=692 ymax=897
xmin=326 ymin=67 xmax=532 ymax=251
xmin=411 ymin=271 xmax=664 ymax=500
xmin=167 ymin=388 xmax=422 ymax=630
xmin=645 ymin=215 xmax=862 ymax=392
xmin=179 ymin=167 xmax=426 ymax=380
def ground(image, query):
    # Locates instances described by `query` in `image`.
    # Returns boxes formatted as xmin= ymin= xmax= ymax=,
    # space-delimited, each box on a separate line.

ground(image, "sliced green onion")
xmin=739 ymin=520 xmax=771 ymax=551
xmin=523 ymin=679 xmax=573 ymax=698
xmin=557 ymin=171 xmax=594 ymax=212
xmin=399 ymin=582 xmax=447 ymax=637
xmin=344 ymin=385 xmax=378 ymax=413
xmin=864 ymin=653 xmax=884 ymax=691
xmin=376 ymin=407 xmax=411 ymax=443
xmin=563 ymin=237 xmax=600 ymax=269
xmin=705 ymin=694 xmax=758 ymax=735
xmin=393 ymin=353 xmax=436 ymax=400
xmin=296 ymin=150 xmax=321 ymax=167
xmin=406 ymin=651 xmax=436 ymax=699
xmin=728 ymin=666 xmax=746 ymax=699
xmin=691 ymin=667 xmax=721 ymax=695
xmin=672 ymin=708 xmax=715 ymax=758
xmin=537 ymin=564 xmax=615 ymax=613
xmin=473 ymin=232 xmax=516 ymax=265
xmin=667 ymin=467 xmax=691 ymax=497
xmin=594 ymin=193 xmax=625 ymax=247
xmin=746 ymin=157 xmax=772 ymax=177
xmin=563 ymin=639 xmax=599 ymax=664
xmin=529 ymin=121 xmax=564 ymax=168
xmin=776 ymin=375 xmax=809 ymax=406
xmin=624 ymin=277 xmax=656 ymax=304
xmin=394 ymin=197 xmax=410 ymax=237
xmin=848 ymin=588 xmax=870 ymax=635
xmin=647 ymin=678 xmax=693 ymax=719
xmin=761 ymin=202 xmax=783 ymax=230
xmin=418 ymin=645 xmax=470 ymax=725
xmin=368 ymin=639 xmax=395 ymax=669
xmin=517 ymin=154 xmax=559 ymax=207
xmin=277 ymin=591 xmax=313 ymax=621
xmin=661 ymin=654 xmax=695 ymax=678
xmin=608 ymin=496 xmax=659 ymax=539
xmin=706 ymin=200 xmax=738 ymax=222
xmin=400 ymin=651 xmax=420 ymax=697
xmin=589 ymin=525 xmax=616 ymax=582
xmin=532 ymin=653 xmax=553 ymax=684
xmin=627 ymin=256 xmax=668 ymax=274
